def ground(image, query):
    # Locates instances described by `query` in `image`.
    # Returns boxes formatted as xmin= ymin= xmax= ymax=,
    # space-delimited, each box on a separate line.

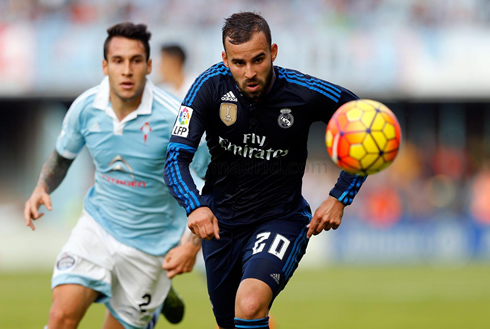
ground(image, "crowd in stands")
xmin=2 ymin=0 xmax=490 ymax=29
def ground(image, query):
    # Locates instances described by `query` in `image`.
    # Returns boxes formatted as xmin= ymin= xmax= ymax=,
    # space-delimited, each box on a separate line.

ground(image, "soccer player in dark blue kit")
xmin=164 ymin=12 xmax=366 ymax=329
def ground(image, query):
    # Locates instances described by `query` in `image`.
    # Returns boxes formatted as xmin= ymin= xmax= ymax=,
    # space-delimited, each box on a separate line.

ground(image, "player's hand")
xmin=23 ymin=186 xmax=52 ymax=231
xmin=306 ymin=196 xmax=345 ymax=238
xmin=162 ymin=241 xmax=200 ymax=279
xmin=188 ymin=207 xmax=220 ymax=241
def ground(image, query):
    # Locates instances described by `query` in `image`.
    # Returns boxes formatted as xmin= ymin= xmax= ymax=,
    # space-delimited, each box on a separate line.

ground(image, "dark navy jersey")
xmin=164 ymin=62 xmax=366 ymax=227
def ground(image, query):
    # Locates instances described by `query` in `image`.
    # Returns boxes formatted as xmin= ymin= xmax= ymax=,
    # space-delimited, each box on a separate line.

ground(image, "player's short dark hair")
xmin=104 ymin=22 xmax=151 ymax=61
xmin=222 ymin=12 xmax=272 ymax=49
xmin=160 ymin=44 xmax=186 ymax=64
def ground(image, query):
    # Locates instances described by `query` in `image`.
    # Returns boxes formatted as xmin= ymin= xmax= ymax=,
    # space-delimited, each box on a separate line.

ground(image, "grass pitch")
xmin=1 ymin=264 xmax=489 ymax=329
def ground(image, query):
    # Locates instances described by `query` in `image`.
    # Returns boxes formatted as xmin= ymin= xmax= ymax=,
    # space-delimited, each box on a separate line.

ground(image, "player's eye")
xmin=255 ymin=57 xmax=264 ymax=63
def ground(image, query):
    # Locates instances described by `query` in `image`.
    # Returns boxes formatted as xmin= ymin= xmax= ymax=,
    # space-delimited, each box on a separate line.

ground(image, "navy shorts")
xmin=202 ymin=208 xmax=312 ymax=328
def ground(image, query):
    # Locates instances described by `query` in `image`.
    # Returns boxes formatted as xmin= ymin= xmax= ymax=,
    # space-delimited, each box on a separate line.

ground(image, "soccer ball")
xmin=325 ymin=99 xmax=401 ymax=176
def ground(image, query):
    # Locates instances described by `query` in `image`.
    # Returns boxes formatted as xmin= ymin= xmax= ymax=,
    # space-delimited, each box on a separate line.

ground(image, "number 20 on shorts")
xmin=252 ymin=232 xmax=290 ymax=260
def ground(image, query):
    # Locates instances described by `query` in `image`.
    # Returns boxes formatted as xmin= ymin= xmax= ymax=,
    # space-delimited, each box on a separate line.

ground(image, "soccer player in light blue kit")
xmin=23 ymin=23 xmax=207 ymax=329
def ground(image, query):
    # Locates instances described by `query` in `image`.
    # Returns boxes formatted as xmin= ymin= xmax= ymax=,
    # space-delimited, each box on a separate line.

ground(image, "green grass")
xmin=1 ymin=264 xmax=490 ymax=328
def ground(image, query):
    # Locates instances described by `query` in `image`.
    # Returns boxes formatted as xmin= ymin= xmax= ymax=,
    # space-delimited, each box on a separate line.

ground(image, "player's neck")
xmin=264 ymin=70 xmax=276 ymax=95
xmin=110 ymin=91 xmax=144 ymax=121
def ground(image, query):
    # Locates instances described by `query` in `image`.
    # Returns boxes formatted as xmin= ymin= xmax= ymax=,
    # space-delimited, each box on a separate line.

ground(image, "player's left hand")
xmin=306 ymin=196 xmax=345 ymax=238
xmin=162 ymin=242 xmax=200 ymax=279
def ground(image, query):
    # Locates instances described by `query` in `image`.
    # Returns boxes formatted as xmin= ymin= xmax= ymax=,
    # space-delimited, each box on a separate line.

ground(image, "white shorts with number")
xmin=52 ymin=210 xmax=171 ymax=329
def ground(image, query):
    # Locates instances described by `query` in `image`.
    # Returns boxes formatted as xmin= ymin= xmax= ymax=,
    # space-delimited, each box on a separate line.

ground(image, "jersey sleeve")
xmin=307 ymin=76 xmax=366 ymax=206
xmin=329 ymin=172 xmax=367 ymax=206
xmin=311 ymin=80 xmax=359 ymax=124
xmin=164 ymin=66 xmax=217 ymax=215
xmin=55 ymin=95 xmax=87 ymax=159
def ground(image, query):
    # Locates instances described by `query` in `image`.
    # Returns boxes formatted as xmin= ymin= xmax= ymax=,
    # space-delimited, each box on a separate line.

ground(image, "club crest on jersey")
xmin=172 ymin=106 xmax=193 ymax=137
xmin=278 ymin=108 xmax=294 ymax=128
xmin=140 ymin=122 xmax=152 ymax=143
xmin=57 ymin=253 xmax=76 ymax=270
xmin=220 ymin=103 xmax=237 ymax=126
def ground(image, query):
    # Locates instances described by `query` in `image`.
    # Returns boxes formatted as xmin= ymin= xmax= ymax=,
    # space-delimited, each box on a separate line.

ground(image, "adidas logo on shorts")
xmin=270 ymin=273 xmax=281 ymax=285
xmin=221 ymin=91 xmax=237 ymax=102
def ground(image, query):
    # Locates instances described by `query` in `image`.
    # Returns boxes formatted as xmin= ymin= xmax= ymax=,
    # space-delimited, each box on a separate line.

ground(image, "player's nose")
xmin=122 ymin=61 xmax=132 ymax=76
xmin=244 ymin=64 xmax=256 ymax=79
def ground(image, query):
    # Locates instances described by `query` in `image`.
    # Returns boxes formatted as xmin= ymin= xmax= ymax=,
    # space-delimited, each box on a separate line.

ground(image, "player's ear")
xmin=271 ymin=43 xmax=278 ymax=63
xmin=147 ymin=58 xmax=152 ymax=75
xmin=102 ymin=59 xmax=108 ymax=76
xmin=222 ymin=51 xmax=229 ymax=68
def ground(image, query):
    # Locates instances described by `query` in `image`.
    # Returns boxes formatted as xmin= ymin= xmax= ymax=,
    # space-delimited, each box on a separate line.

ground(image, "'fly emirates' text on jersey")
xmin=164 ymin=63 xmax=366 ymax=227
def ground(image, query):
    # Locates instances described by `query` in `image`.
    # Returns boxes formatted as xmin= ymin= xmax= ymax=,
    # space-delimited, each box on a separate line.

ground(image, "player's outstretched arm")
xmin=24 ymin=149 xmax=74 ymax=230
xmin=163 ymin=232 xmax=202 ymax=279
xmin=306 ymin=196 xmax=345 ymax=239
xmin=187 ymin=207 xmax=220 ymax=241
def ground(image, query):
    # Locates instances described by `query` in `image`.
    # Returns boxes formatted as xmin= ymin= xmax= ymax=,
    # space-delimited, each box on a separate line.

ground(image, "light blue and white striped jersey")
xmin=56 ymin=77 xmax=209 ymax=256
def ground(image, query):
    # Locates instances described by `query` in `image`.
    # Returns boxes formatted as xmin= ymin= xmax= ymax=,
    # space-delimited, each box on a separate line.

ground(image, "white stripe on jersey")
xmin=153 ymin=91 xmax=180 ymax=115
xmin=153 ymin=95 xmax=179 ymax=116
xmin=153 ymin=88 xmax=181 ymax=109
xmin=63 ymin=86 xmax=100 ymax=125
xmin=60 ymin=149 xmax=78 ymax=159
xmin=153 ymin=87 xmax=181 ymax=104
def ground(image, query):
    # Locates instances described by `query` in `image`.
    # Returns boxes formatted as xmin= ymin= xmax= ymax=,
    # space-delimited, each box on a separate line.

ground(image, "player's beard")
xmin=237 ymin=61 xmax=274 ymax=102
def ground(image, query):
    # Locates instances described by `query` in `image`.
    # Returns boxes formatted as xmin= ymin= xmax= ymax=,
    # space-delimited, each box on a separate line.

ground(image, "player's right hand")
xmin=162 ymin=242 xmax=199 ymax=279
xmin=24 ymin=187 xmax=52 ymax=231
xmin=188 ymin=207 xmax=220 ymax=241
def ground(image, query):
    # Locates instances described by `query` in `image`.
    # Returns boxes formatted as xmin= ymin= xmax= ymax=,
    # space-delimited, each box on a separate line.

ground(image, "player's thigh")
xmin=52 ymin=212 xmax=115 ymax=303
xmin=202 ymin=227 xmax=243 ymax=328
xmin=108 ymin=241 xmax=170 ymax=329
xmin=242 ymin=216 xmax=310 ymax=299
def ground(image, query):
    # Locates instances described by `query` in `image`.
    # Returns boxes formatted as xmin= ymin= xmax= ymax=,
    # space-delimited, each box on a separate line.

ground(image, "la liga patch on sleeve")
xmin=172 ymin=106 xmax=193 ymax=137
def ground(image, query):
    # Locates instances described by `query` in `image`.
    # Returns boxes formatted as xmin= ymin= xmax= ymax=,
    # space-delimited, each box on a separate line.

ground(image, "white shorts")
xmin=52 ymin=211 xmax=171 ymax=329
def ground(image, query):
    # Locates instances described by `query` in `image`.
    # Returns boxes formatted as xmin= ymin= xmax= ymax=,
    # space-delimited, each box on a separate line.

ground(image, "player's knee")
xmin=235 ymin=294 xmax=268 ymax=319
xmin=48 ymin=304 xmax=79 ymax=328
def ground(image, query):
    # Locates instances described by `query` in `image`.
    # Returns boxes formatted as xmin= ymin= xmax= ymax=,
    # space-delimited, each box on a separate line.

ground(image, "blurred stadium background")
xmin=1 ymin=0 xmax=489 ymax=328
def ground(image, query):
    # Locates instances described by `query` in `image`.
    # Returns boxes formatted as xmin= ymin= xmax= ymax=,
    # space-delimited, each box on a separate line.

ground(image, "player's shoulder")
xmin=152 ymin=85 xmax=181 ymax=118
xmin=183 ymin=62 xmax=231 ymax=106
xmin=275 ymin=66 xmax=344 ymax=102
xmin=197 ymin=62 xmax=230 ymax=79
xmin=193 ymin=62 xmax=231 ymax=87
xmin=73 ymin=85 xmax=99 ymax=108
xmin=64 ymin=85 xmax=100 ymax=122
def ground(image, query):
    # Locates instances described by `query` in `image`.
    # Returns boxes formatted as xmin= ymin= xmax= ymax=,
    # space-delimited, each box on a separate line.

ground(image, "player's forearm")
xmin=164 ymin=143 xmax=207 ymax=214
xmin=182 ymin=231 xmax=202 ymax=254
xmin=36 ymin=149 xmax=74 ymax=194
xmin=188 ymin=232 xmax=202 ymax=248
